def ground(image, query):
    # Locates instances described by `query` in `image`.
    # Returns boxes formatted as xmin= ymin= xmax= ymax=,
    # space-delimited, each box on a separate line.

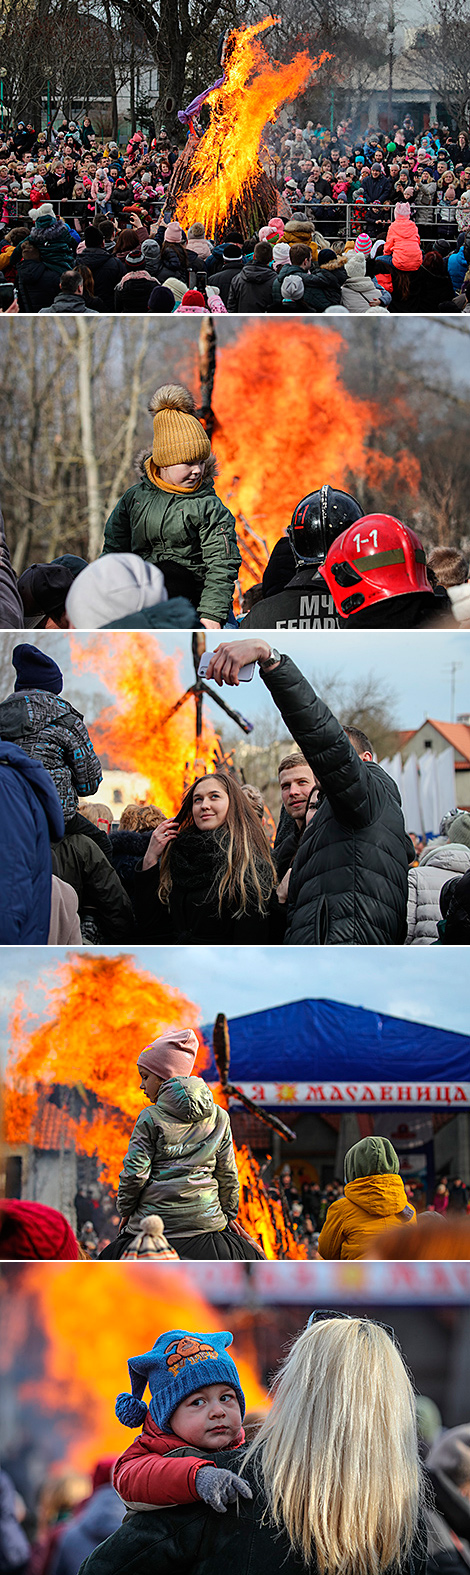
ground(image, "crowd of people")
xmin=278 ymin=1159 xmax=470 ymax=1257
xmin=1 ymin=111 xmax=470 ymax=313
xmin=3 ymin=1313 xmax=470 ymax=1575
xmin=1 ymin=636 xmax=470 ymax=947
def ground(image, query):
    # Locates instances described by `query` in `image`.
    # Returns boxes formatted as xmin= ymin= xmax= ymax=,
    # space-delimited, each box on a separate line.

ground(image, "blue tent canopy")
xmin=201 ymin=998 xmax=470 ymax=1086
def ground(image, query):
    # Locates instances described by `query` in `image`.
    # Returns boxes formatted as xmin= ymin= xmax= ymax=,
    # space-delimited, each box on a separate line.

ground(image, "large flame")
xmin=4 ymin=954 xmax=203 ymax=1187
xmin=210 ymin=321 xmax=421 ymax=588
xmin=0 ymin=1264 xmax=266 ymax=1470
xmin=177 ymin=19 xmax=325 ymax=235
xmin=71 ymin=635 xmax=219 ymax=812
xmin=5 ymin=956 xmax=305 ymax=1258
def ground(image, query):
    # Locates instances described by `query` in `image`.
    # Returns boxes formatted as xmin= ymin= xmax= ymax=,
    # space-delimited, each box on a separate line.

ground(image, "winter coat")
xmin=91 ymin=175 xmax=113 ymax=202
xmin=293 ymin=256 xmax=347 ymax=312
xmin=241 ymin=567 xmax=339 ymax=629
xmin=17 ymin=258 xmax=58 ymax=311
xmin=362 ymin=172 xmax=393 ymax=204
xmin=39 ymin=291 xmax=94 ymax=313
xmin=0 ymin=500 xmax=24 ymax=628
xmin=109 ymin=828 xmax=153 ymax=899
xmin=114 ymin=1414 xmax=245 ymax=1510
xmin=207 ymin=259 xmax=244 ymax=304
xmin=77 ymin=246 xmax=123 ymax=310
xmin=425 ymin=1432 xmax=470 ymax=1575
xmin=447 ymin=243 xmax=468 ymax=291
xmin=51 ymin=1489 xmax=124 ymax=1575
xmin=227 ymin=263 xmax=274 ymax=312
xmin=106 ymin=596 xmax=198 ymax=628
xmin=76 ymin=1453 xmax=428 ymax=1575
xmin=384 ymin=215 xmax=422 ymax=270
xmin=0 ymin=691 xmax=102 ymax=823
xmin=0 ymin=739 xmax=64 ymax=943
xmin=341 ymin=251 xmax=382 ymax=310
xmin=408 ymin=263 xmax=454 ymax=312
xmin=102 ymin=461 xmax=240 ymax=625
xmin=117 ymin=1076 xmax=240 ymax=1234
xmin=48 ymin=874 xmax=81 ymax=944
xmin=132 ymin=827 xmax=273 ymax=945
xmin=29 ymin=217 xmax=75 ymax=275
xmin=51 ymin=833 xmax=135 ymax=940
xmin=318 ymin=1174 xmax=416 ymax=1258
xmin=0 ymin=1469 xmax=30 ymax=1571
xmin=439 ymin=868 xmax=470 ymax=944
xmin=406 ymin=843 xmax=470 ymax=944
xmin=259 ymin=656 xmax=409 ymax=944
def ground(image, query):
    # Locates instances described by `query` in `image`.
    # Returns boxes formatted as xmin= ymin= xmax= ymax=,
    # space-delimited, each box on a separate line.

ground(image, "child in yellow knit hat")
xmin=101 ymin=385 xmax=241 ymax=628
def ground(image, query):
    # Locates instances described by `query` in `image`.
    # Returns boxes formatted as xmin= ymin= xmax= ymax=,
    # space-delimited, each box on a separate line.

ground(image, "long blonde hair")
xmin=243 ymin=1317 xmax=422 ymax=1575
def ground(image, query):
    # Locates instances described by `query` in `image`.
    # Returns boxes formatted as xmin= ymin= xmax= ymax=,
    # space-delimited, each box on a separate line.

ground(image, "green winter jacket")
xmin=101 ymin=468 xmax=241 ymax=624
xmin=117 ymin=1076 xmax=240 ymax=1236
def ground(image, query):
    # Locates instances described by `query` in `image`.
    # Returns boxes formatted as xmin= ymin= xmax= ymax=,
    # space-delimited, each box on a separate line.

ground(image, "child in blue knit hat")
xmin=113 ymin=1327 xmax=252 ymax=1515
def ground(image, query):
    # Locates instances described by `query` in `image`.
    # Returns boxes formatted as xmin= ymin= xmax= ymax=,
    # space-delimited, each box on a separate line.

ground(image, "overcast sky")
xmin=0 ymin=948 xmax=467 ymax=1058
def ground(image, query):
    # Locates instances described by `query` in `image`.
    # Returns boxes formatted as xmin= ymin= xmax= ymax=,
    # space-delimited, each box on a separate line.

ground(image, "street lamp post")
xmin=0 ymin=68 xmax=6 ymax=134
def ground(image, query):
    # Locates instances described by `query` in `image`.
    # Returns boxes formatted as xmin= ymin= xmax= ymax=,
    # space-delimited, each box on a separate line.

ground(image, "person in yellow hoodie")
xmin=318 ymin=1135 xmax=416 ymax=1260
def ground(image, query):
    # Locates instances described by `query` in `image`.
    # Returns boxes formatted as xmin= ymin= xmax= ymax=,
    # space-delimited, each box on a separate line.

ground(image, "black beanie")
xmin=84 ymin=225 xmax=103 ymax=247
xmin=18 ymin=556 xmax=87 ymax=618
xmin=13 ymin=644 xmax=63 ymax=695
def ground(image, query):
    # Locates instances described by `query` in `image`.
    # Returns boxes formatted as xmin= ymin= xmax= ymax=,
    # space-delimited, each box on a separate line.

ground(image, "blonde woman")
xmin=80 ymin=1312 xmax=426 ymax=1575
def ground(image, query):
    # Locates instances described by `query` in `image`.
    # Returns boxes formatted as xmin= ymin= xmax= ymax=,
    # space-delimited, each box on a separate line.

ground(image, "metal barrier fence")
xmin=2 ymin=197 xmax=465 ymax=246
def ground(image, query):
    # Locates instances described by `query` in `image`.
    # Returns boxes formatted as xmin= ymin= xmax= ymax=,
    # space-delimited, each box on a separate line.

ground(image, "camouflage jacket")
xmin=117 ymin=1077 xmax=239 ymax=1237
xmin=0 ymin=690 xmax=102 ymax=824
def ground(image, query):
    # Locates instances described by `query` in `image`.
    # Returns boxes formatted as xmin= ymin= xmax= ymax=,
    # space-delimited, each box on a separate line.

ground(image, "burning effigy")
xmin=5 ymin=956 xmax=306 ymax=1259
xmin=169 ymin=18 xmax=328 ymax=239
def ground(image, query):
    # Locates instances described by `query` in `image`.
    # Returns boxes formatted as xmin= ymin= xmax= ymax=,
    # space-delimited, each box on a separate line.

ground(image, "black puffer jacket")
xmin=77 ymin=1448 xmax=428 ymax=1575
xmin=260 ymin=656 xmax=409 ymax=944
xmin=0 ymin=691 xmax=102 ymax=824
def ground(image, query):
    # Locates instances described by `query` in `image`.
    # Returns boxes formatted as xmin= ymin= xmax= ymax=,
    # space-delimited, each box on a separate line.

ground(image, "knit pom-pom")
xmin=115 ymin=1392 xmax=148 ymax=1427
xmin=140 ymin=1215 xmax=165 ymax=1238
xmin=149 ymin=384 xmax=195 ymax=417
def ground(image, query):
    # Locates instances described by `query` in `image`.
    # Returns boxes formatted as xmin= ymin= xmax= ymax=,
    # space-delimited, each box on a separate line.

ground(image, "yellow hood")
xmin=344 ymin=1174 xmax=409 ymax=1218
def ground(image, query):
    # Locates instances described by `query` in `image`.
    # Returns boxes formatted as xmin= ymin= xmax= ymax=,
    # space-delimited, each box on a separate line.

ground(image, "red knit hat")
xmin=0 ymin=1200 xmax=79 ymax=1260
xmin=181 ymin=290 xmax=206 ymax=307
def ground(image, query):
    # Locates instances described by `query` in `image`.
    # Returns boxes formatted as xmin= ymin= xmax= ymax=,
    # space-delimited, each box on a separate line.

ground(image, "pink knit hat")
xmin=394 ymin=202 xmax=410 ymax=218
xmin=164 ymin=222 xmax=183 ymax=243
xmin=137 ymin=1027 xmax=199 ymax=1081
xmin=354 ymin=232 xmax=372 ymax=254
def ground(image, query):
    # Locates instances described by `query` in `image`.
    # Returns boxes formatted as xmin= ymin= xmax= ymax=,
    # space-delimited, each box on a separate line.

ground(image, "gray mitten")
xmin=195 ymin=1465 xmax=253 ymax=1514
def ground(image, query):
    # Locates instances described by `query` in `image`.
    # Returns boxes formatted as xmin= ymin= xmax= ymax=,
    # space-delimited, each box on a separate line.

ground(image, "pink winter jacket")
xmin=383 ymin=215 xmax=422 ymax=271
xmin=91 ymin=174 xmax=112 ymax=202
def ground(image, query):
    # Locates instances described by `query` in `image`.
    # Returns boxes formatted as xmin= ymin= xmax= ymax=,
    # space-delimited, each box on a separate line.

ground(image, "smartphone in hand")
xmin=198 ymin=652 xmax=255 ymax=682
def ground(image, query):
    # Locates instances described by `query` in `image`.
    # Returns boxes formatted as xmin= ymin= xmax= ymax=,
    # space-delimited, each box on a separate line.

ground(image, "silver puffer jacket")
xmin=406 ymin=841 xmax=470 ymax=944
xmin=117 ymin=1077 xmax=239 ymax=1236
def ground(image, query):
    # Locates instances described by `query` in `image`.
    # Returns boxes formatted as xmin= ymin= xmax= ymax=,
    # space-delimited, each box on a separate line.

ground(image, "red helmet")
xmin=320 ymin=514 xmax=431 ymax=617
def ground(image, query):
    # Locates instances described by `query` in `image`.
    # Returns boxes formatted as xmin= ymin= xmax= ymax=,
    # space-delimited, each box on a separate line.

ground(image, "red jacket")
xmin=113 ymin=1412 xmax=245 ymax=1507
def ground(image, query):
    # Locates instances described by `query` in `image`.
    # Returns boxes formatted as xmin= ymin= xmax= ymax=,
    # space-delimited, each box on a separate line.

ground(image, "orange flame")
xmin=4 ymin=954 xmax=203 ymax=1187
xmin=4 ymin=956 xmax=303 ymax=1257
xmin=70 ymin=634 xmax=219 ymax=812
xmin=0 ymin=1264 xmax=266 ymax=1470
xmin=209 ymin=321 xmax=421 ymax=589
xmin=177 ymin=19 xmax=326 ymax=234
xmin=236 ymin=1145 xmax=307 ymax=1258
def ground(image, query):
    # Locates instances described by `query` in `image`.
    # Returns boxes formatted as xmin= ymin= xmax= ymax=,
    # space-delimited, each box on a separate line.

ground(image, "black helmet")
xmin=288 ymin=485 xmax=363 ymax=567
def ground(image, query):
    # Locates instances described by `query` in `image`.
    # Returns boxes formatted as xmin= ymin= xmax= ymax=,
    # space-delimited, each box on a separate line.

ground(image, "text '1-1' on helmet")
xmin=320 ymin=514 xmax=432 ymax=616
xmin=288 ymin=485 xmax=363 ymax=568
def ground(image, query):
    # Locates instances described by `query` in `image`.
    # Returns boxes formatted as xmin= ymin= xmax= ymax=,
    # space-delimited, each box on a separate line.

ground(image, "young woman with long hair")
xmin=133 ymin=770 xmax=277 ymax=943
xmin=80 ymin=1312 xmax=427 ymax=1575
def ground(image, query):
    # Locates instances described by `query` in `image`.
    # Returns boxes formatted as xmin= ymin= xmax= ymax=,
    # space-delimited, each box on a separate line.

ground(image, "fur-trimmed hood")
xmin=318 ymin=252 xmax=349 ymax=272
xmin=133 ymin=449 xmax=219 ymax=481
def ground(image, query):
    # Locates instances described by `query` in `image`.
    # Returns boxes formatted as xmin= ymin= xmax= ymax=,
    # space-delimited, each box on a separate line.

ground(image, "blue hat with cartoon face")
xmin=115 ymin=1329 xmax=245 ymax=1431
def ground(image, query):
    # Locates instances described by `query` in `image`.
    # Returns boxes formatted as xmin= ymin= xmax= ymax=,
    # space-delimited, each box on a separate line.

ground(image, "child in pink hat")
xmin=103 ymin=1028 xmax=243 ymax=1260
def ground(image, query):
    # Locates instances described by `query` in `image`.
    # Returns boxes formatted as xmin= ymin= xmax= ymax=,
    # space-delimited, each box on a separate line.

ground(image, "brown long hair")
xmin=158 ymin=771 xmax=276 ymax=917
